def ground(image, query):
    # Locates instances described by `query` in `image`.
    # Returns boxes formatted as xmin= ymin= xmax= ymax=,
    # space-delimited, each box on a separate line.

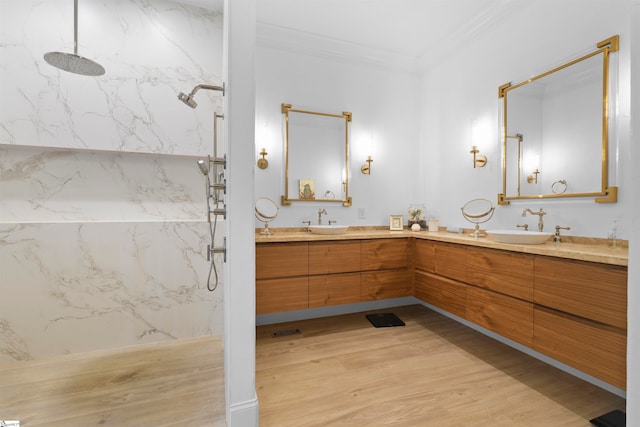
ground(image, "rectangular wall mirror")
xmin=281 ymin=103 xmax=352 ymax=207
xmin=498 ymin=35 xmax=619 ymax=204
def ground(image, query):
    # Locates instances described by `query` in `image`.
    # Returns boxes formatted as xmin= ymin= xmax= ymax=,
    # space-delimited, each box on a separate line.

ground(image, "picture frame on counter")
xmin=389 ymin=215 xmax=404 ymax=231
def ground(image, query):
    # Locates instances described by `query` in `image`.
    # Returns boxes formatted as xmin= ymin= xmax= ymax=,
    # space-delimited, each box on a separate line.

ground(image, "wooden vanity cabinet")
xmin=533 ymin=256 xmax=628 ymax=389
xmin=256 ymin=242 xmax=309 ymax=314
xmin=413 ymin=240 xmax=627 ymax=390
xmin=414 ymin=240 xmax=534 ymax=347
xmin=257 ymin=236 xmax=628 ymax=390
xmin=257 ymin=238 xmax=410 ymax=312
xmin=464 ymin=246 xmax=535 ymax=347
xmin=414 ymin=240 xmax=468 ymax=319
xmin=308 ymin=241 xmax=362 ymax=308
xmin=361 ymin=239 xmax=411 ymax=301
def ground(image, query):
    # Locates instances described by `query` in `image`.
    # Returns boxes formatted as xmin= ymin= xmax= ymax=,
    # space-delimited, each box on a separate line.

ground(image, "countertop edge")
xmin=255 ymin=229 xmax=628 ymax=266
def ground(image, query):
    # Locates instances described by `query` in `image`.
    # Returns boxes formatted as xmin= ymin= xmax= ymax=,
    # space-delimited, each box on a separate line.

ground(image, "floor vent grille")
xmin=271 ymin=328 xmax=301 ymax=337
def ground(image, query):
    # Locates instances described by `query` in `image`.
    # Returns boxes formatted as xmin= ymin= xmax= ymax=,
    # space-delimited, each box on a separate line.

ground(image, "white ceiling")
xmin=180 ymin=0 xmax=528 ymax=72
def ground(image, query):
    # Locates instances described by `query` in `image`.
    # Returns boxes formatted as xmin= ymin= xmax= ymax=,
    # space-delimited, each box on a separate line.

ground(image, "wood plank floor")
xmin=256 ymin=305 xmax=625 ymax=426
xmin=0 ymin=336 xmax=225 ymax=427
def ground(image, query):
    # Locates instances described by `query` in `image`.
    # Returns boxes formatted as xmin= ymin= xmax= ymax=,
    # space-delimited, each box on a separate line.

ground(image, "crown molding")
xmin=256 ymin=22 xmax=422 ymax=75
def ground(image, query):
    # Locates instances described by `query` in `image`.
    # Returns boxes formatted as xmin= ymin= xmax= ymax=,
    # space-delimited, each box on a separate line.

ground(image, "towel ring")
xmin=552 ymin=179 xmax=567 ymax=194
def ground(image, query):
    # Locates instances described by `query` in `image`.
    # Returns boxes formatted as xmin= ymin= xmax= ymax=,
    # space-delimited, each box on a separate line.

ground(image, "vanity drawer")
xmin=415 ymin=271 xmax=467 ymax=319
xmin=309 ymin=241 xmax=361 ymax=275
xmin=467 ymin=247 xmax=534 ymax=301
xmin=361 ymin=269 xmax=412 ymax=301
xmin=256 ymin=242 xmax=308 ymax=279
xmin=256 ymin=277 xmax=309 ymax=314
xmin=534 ymin=306 xmax=626 ymax=390
xmin=467 ymin=286 xmax=533 ymax=347
xmin=309 ymin=273 xmax=360 ymax=308
xmin=534 ymin=256 xmax=627 ymax=329
xmin=432 ymin=242 xmax=468 ymax=283
xmin=361 ymin=239 xmax=408 ymax=271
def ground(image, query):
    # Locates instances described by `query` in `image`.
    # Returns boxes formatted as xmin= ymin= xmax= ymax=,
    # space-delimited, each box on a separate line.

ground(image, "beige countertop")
xmin=255 ymin=227 xmax=628 ymax=266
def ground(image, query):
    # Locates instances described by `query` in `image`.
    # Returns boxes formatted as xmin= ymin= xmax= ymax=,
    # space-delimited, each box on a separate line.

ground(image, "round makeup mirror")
xmin=461 ymin=198 xmax=495 ymax=239
xmin=255 ymin=197 xmax=279 ymax=235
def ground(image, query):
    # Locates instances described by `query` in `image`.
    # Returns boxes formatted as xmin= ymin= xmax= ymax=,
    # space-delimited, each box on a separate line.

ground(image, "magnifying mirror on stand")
xmin=461 ymin=198 xmax=495 ymax=239
xmin=255 ymin=197 xmax=279 ymax=235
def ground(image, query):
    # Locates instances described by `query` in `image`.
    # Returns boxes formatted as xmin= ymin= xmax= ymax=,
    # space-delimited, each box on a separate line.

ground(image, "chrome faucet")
xmin=317 ymin=208 xmax=327 ymax=225
xmin=522 ymin=208 xmax=546 ymax=232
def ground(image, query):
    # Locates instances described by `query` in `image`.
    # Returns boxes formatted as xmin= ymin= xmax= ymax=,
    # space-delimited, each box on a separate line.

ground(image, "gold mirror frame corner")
xmin=497 ymin=193 xmax=510 ymax=206
xmin=281 ymin=103 xmax=353 ymax=207
xmin=499 ymin=35 xmax=619 ymax=204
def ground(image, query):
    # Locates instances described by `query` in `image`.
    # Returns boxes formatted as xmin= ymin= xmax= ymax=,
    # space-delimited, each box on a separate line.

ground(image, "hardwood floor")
xmin=0 ymin=336 xmax=225 ymax=427
xmin=256 ymin=305 xmax=625 ymax=426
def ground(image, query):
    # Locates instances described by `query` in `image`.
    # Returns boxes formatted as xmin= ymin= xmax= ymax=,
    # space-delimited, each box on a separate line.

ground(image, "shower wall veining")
xmin=0 ymin=0 xmax=224 ymax=361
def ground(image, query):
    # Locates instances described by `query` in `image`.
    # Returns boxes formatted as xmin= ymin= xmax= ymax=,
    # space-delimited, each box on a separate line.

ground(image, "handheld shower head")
xmin=178 ymin=92 xmax=198 ymax=108
xmin=177 ymin=83 xmax=225 ymax=109
xmin=197 ymin=159 xmax=209 ymax=176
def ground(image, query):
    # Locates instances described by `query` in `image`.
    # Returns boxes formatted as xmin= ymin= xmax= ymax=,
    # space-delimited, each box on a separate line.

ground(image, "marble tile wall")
xmin=1 ymin=0 xmax=222 ymax=155
xmin=0 ymin=0 xmax=225 ymax=361
xmin=0 ymin=220 xmax=222 ymax=361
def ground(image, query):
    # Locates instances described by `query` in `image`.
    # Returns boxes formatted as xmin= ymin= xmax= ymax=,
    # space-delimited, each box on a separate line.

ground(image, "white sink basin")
xmin=308 ymin=225 xmax=349 ymax=235
xmin=486 ymin=230 xmax=552 ymax=245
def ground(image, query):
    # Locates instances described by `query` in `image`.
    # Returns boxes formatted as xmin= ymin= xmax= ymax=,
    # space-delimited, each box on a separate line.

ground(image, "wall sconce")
xmin=361 ymin=156 xmax=373 ymax=174
xmin=527 ymin=168 xmax=540 ymax=184
xmin=470 ymin=146 xmax=487 ymax=168
xmin=257 ymin=148 xmax=268 ymax=169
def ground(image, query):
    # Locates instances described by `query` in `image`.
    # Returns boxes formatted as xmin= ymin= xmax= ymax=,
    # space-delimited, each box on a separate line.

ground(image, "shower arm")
xmin=189 ymin=83 xmax=225 ymax=97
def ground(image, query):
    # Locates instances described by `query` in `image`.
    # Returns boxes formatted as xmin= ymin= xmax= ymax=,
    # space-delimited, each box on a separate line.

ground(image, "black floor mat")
xmin=366 ymin=313 xmax=405 ymax=328
xmin=590 ymin=409 xmax=626 ymax=427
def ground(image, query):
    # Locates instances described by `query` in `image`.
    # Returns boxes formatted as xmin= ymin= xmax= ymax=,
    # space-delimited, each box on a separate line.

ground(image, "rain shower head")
xmin=197 ymin=159 xmax=209 ymax=176
xmin=44 ymin=52 xmax=105 ymax=76
xmin=177 ymin=83 xmax=225 ymax=108
xmin=44 ymin=0 xmax=105 ymax=76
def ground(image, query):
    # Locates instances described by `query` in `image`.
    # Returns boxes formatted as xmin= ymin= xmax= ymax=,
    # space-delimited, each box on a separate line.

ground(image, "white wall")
xmin=421 ymin=2 xmax=632 ymax=239
xmin=224 ymin=0 xmax=259 ymax=424
xmin=626 ymin=1 xmax=639 ymax=424
xmin=254 ymin=47 xmax=421 ymax=228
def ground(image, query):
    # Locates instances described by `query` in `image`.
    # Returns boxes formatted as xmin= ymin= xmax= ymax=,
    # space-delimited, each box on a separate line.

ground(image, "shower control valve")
xmin=207 ymin=237 xmax=227 ymax=263
xmin=212 ymin=205 xmax=226 ymax=219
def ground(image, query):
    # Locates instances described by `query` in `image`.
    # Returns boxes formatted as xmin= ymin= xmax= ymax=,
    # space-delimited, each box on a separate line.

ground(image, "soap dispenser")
xmin=607 ymin=219 xmax=618 ymax=249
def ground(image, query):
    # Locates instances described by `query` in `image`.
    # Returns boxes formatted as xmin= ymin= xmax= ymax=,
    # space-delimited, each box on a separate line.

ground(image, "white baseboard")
xmin=227 ymin=395 xmax=259 ymax=427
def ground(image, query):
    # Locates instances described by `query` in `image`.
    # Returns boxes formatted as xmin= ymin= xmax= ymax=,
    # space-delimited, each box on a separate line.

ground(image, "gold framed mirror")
xmin=281 ymin=103 xmax=352 ymax=207
xmin=498 ymin=35 xmax=619 ymax=205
